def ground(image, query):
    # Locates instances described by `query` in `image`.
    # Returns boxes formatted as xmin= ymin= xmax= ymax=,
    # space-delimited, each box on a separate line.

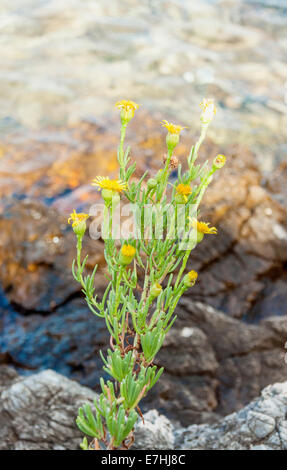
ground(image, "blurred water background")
xmin=0 ymin=0 xmax=286 ymax=172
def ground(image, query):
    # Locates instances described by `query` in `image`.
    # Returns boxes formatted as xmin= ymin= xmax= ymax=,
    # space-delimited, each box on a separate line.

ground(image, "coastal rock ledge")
xmin=1 ymin=366 xmax=287 ymax=450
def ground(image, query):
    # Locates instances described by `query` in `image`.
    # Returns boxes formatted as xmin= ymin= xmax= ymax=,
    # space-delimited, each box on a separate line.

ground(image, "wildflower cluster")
xmin=68 ymin=98 xmax=226 ymax=450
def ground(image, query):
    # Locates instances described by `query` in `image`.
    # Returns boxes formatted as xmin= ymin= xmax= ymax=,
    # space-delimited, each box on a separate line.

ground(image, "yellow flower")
xmin=68 ymin=209 xmax=89 ymax=228
xmin=161 ymin=120 xmax=186 ymax=151
xmin=191 ymin=219 xmax=217 ymax=235
xmin=183 ymin=270 xmax=198 ymax=288
xmin=213 ymin=154 xmax=226 ymax=170
xmin=199 ymin=98 xmax=216 ymax=124
xmin=176 ymin=184 xmax=192 ymax=196
xmin=92 ymin=177 xmax=127 ymax=193
xmin=119 ymin=244 xmax=136 ymax=266
xmin=190 ymin=218 xmax=217 ymax=243
xmin=161 ymin=120 xmax=186 ymax=135
xmin=115 ymin=100 xmax=139 ymax=123
xmin=175 ymin=183 xmax=192 ymax=203
xmin=68 ymin=210 xmax=89 ymax=236
xmin=121 ymin=244 xmax=136 ymax=257
xmin=188 ymin=270 xmax=198 ymax=283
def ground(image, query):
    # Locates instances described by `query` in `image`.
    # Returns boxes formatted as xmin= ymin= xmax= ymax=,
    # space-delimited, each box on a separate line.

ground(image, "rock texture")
xmin=176 ymin=382 xmax=287 ymax=450
xmin=0 ymin=366 xmax=174 ymax=450
xmin=1 ymin=365 xmax=287 ymax=450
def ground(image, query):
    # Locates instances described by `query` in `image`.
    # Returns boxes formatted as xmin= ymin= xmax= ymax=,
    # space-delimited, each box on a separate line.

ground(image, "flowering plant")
xmin=69 ymin=99 xmax=225 ymax=450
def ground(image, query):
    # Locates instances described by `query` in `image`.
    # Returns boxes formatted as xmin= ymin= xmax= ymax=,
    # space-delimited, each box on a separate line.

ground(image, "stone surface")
xmin=2 ymin=365 xmax=287 ymax=451
xmin=175 ymin=382 xmax=287 ymax=450
xmin=0 ymin=367 xmax=173 ymax=450
xmin=133 ymin=410 xmax=175 ymax=450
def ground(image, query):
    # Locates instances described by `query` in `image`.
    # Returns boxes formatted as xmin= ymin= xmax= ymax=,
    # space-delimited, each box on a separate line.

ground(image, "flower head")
xmin=119 ymin=244 xmax=136 ymax=266
xmin=199 ymin=98 xmax=216 ymax=125
xmin=175 ymin=183 xmax=192 ymax=203
xmin=161 ymin=120 xmax=186 ymax=152
xmin=92 ymin=177 xmax=127 ymax=193
xmin=68 ymin=210 xmax=89 ymax=236
xmin=190 ymin=218 xmax=217 ymax=243
xmin=183 ymin=270 xmax=198 ymax=288
xmin=188 ymin=270 xmax=198 ymax=283
xmin=176 ymin=184 xmax=192 ymax=197
xmin=191 ymin=219 xmax=217 ymax=235
xmin=68 ymin=210 xmax=89 ymax=227
xmin=121 ymin=244 xmax=136 ymax=257
xmin=213 ymin=154 xmax=226 ymax=170
xmin=115 ymin=100 xmax=139 ymax=123
xmin=161 ymin=120 xmax=186 ymax=135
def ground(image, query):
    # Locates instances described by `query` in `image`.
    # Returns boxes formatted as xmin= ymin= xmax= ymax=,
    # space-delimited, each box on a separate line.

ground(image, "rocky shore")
xmin=1 ymin=365 xmax=287 ymax=450
xmin=1 ymin=115 xmax=287 ymax=427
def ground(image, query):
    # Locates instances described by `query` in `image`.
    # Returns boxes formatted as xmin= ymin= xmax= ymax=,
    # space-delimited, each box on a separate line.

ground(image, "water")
xmin=0 ymin=0 xmax=286 ymax=172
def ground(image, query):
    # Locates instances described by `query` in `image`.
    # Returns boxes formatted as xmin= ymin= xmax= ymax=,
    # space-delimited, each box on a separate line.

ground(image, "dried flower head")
xmin=163 ymin=154 xmax=179 ymax=169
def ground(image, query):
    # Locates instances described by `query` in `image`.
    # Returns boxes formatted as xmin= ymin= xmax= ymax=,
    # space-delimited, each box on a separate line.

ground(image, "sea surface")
xmin=0 ymin=0 xmax=286 ymax=171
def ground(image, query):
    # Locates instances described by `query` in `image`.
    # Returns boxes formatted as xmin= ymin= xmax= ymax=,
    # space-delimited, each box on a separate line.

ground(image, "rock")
xmin=0 ymin=200 xmax=106 ymax=311
xmin=0 ymin=368 xmax=95 ymax=450
xmin=175 ymin=382 xmax=287 ymax=450
xmin=2 ymin=365 xmax=287 ymax=451
xmin=0 ymin=367 xmax=174 ymax=450
xmin=2 ymin=298 xmax=287 ymax=426
xmin=133 ymin=410 xmax=175 ymax=450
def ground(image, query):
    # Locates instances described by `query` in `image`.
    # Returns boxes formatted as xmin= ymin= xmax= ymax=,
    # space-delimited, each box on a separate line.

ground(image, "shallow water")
xmin=0 ymin=0 xmax=286 ymax=172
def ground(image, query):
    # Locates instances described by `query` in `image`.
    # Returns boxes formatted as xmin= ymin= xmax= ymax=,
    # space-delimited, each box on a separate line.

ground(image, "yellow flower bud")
xmin=150 ymin=283 xmax=162 ymax=299
xmin=115 ymin=100 xmax=139 ymax=124
xmin=119 ymin=244 xmax=136 ymax=265
xmin=183 ymin=270 xmax=198 ymax=288
xmin=68 ymin=210 xmax=89 ymax=237
xmin=212 ymin=154 xmax=226 ymax=170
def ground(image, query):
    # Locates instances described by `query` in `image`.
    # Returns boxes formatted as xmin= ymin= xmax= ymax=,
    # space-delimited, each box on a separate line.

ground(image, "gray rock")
xmin=175 ymin=382 xmax=287 ymax=450
xmin=133 ymin=410 xmax=175 ymax=450
xmin=0 ymin=367 xmax=174 ymax=450
xmin=2 ymin=365 xmax=287 ymax=450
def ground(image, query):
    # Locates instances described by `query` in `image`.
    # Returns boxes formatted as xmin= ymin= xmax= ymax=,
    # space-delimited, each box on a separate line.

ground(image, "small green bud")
xmin=80 ymin=437 xmax=89 ymax=450
xmin=147 ymin=178 xmax=157 ymax=190
xmin=101 ymin=189 xmax=120 ymax=206
xmin=155 ymin=170 xmax=164 ymax=182
xmin=166 ymin=133 xmax=179 ymax=152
